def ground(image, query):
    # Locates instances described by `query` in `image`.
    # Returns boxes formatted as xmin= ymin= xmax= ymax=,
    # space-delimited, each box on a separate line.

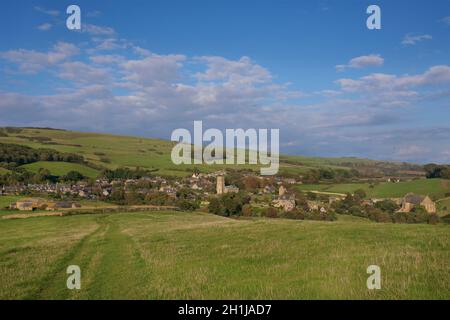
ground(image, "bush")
xmin=374 ymin=200 xmax=399 ymax=213
xmin=428 ymin=214 xmax=439 ymax=225
xmin=63 ymin=170 xmax=85 ymax=182
xmin=265 ymin=207 xmax=278 ymax=218
xmin=207 ymin=193 xmax=250 ymax=217
xmin=281 ymin=208 xmax=305 ymax=220
xmin=242 ymin=204 xmax=253 ymax=217
xmin=367 ymin=208 xmax=391 ymax=223
xmin=176 ymin=199 xmax=200 ymax=211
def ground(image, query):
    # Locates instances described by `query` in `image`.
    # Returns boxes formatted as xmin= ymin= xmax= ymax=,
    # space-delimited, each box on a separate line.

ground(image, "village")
xmin=1 ymin=169 xmax=438 ymax=222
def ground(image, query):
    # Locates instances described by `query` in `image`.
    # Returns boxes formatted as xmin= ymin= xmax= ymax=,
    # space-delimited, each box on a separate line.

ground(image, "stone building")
xmin=272 ymin=198 xmax=296 ymax=212
xmin=216 ymin=175 xmax=239 ymax=194
xmin=216 ymin=175 xmax=225 ymax=194
xmin=272 ymin=186 xmax=296 ymax=212
xmin=279 ymin=185 xmax=287 ymax=197
xmin=398 ymin=193 xmax=436 ymax=214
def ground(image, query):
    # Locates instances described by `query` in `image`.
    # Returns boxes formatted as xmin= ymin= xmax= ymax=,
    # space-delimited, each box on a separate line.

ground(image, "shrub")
xmin=207 ymin=193 xmax=250 ymax=217
xmin=427 ymin=214 xmax=439 ymax=225
xmin=281 ymin=208 xmax=305 ymax=220
xmin=265 ymin=207 xmax=278 ymax=218
xmin=354 ymin=189 xmax=367 ymax=200
xmin=176 ymin=199 xmax=200 ymax=211
xmin=63 ymin=170 xmax=85 ymax=182
xmin=367 ymin=208 xmax=391 ymax=223
xmin=374 ymin=200 xmax=399 ymax=213
xmin=242 ymin=204 xmax=253 ymax=217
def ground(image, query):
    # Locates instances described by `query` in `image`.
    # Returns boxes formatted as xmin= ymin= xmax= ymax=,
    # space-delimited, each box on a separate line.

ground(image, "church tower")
xmin=216 ymin=175 xmax=225 ymax=195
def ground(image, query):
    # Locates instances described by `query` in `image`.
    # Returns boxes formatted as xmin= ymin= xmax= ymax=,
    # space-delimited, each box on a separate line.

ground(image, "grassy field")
xmin=21 ymin=161 xmax=100 ymax=179
xmin=437 ymin=198 xmax=450 ymax=215
xmin=297 ymin=179 xmax=450 ymax=199
xmin=0 ymin=195 xmax=23 ymax=209
xmin=0 ymin=211 xmax=448 ymax=299
xmin=0 ymin=127 xmax=425 ymax=177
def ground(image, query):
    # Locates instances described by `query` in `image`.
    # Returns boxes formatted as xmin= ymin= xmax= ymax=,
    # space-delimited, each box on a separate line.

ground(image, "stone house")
xmin=398 ymin=193 xmax=436 ymax=214
xmin=272 ymin=197 xmax=296 ymax=212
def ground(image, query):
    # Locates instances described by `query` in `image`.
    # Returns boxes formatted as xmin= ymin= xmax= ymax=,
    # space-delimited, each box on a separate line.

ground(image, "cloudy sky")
xmin=1 ymin=0 xmax=450 ymax=163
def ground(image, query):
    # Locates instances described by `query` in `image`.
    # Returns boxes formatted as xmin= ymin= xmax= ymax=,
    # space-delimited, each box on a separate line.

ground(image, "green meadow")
xmin=21 ymin=161 xmax=100 ymax=179
xmin=0 ymin=211 xmax=448 ymax=299
xmin=0 ymin=127 xmax=424 ymax=177
xmin=297 ymin=179 xmax=450 ymax=199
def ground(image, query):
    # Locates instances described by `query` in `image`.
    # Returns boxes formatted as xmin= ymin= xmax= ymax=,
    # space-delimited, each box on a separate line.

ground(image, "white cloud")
xmin=37 ymin=23 xmax=52 ymax=31
xmin=88 ymin=38 xmax=129 ymax=52
xmin=2 ymin=39 xmax=450 ymax=163
xmin=58 ymin=62 xmax=112 ymax=84
xmin=82 ymin=24 xmax=116 ymax=36
xmin=133 ymin=46 xmax=152 ymax=57
xmin=441 ymin=16 xmax=450 ymax=26
xmin=195 ymin=56 xmax=272 ymax=84
xmin=0 ymin=42 xmax=79 ymax=73
xmin=336 ymin=65 xmax=450 ymax=94
xmin=90 ymin=54 xmax=125 ymax=64
xmin=122 ymin=54 xmax=186 ymax=86
xmin=336 ymin=54 xmax=384 ymax=71
xmin=395 ymin=145 xmax=429 ymax=158
xmin=34 ymin=6 xmax=59 ymax=17
xmin=401 ymin=34 xmax=432 ymax=45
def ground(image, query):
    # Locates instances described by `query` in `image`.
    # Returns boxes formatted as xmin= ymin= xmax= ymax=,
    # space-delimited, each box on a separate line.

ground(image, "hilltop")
xmin=0 ymin=127 xmax=424 ymax=178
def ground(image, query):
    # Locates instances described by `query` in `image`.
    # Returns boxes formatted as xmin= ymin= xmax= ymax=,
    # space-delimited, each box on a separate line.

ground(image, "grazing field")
xmin=0 ymin=127 xmax=425 ymax=177
xmin=0 ymin=195 xmax=23 ymax=209
xmin=0 ymin=211 xmax=448 ymax=299
xmin=437 ymin=198 xmax=450 ymax=216
xmin=297 ymin=179 xmax=450 ymax=199
xmin=21 ymin=161 xmax=100 ymax=179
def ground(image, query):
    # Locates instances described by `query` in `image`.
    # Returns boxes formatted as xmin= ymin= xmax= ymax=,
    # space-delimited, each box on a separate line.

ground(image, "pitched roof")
xmin=403 ymin=193 xmax=425 ymax=205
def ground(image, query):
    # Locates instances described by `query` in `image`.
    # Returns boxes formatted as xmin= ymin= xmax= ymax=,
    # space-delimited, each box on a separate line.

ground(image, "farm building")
xmin=10 ymin=198 xmax=81 ymax=211
xmin=10 ymin=198 xmax=46 ymax=211
xmin=398 ymin=193 xmax=436 ymax=214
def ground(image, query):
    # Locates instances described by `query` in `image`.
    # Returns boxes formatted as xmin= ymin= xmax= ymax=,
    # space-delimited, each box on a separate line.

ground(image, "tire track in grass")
xmin=82 ymin=215 xmax=151 ymax=299
xmin=24 ymin=215 xmax=109 ymax=299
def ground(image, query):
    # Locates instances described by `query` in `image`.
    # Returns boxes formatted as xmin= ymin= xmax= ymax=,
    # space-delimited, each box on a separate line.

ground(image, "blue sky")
xmin=0 ymin=0 xmax=450 ymax=163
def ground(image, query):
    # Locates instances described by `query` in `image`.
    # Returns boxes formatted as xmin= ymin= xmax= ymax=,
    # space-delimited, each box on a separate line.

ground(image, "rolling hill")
xmin=0 ymin=127 xmax=425 ymax=177
xmin=297 ymin=179 xmax=450 ymax=200
xmin=21 ymin=161 xmax=100 ymax=179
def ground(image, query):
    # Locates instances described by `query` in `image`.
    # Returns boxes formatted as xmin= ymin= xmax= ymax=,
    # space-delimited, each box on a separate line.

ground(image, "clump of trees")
xmin=332 ymin=193 xmax=439 ymax=224
xmin=0 ymin=143 xmax=84 ymax=167
xmin=100 ymin=167 xmax=151 ymax=180
xmin=424 ymin=164 xmax=450 ymax=179
xmin=279 ymin=208 xmax=337 ymax=221
xmin=208 ymin=192 xmax=251 ymax=217
xmin=0 ymin=168 xmax=88 ymax=185
xmin=302 ymin=168 xmax=360 ymax=184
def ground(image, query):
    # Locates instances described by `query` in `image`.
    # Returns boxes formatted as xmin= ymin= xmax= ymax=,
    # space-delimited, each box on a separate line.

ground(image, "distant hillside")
xmin=0 ymin=127 xmax=425 ymax=177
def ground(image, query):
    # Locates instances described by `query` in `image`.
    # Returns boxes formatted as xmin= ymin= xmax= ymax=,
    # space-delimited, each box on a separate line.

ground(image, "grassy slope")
xmin=298 ymin=179 xmax=450 ymax=199
xmin=0 ymin=211 xmax=448 ymax=299
xmin=21 ymin=161 xmax=99 ymax=179
xmin=437 ymin=198 xmax=450 ymax=216
xmin=0 ymin=195 xmax=23 ymax=209
xmin=0 ymin=127 xmax=423 ymax=177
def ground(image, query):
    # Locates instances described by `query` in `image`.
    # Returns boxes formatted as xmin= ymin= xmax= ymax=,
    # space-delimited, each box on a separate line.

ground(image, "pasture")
xmin=21 ymin=161 xmax=100 ymax=179
xmin=297 ymin=179 xmax=450 ymax=199
xmin=0 ymin=211 xmax=448 ymax=299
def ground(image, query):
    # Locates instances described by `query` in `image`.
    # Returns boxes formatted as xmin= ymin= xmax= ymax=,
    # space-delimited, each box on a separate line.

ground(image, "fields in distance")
xmin=21 ymin=161 xmax=100 ymax=179
xmin=297 ymin=179 xmax=450 ymax=199
xmin=0 ymin=127 xmax=426 ymax=177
